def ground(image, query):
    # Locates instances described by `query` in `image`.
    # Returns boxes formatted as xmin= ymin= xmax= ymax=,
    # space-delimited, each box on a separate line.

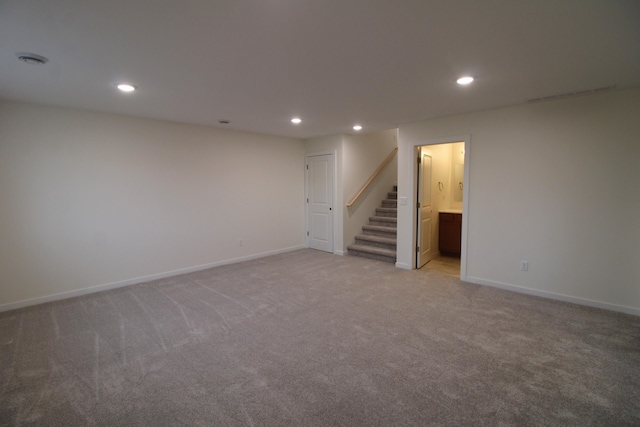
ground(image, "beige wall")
xmin=6 ymin=88 xmax=637 ymax=315
xmin=0 ymin=101 xmax=305 ymax=310
xmin=397 ymin=87 xmax=640 ymax=315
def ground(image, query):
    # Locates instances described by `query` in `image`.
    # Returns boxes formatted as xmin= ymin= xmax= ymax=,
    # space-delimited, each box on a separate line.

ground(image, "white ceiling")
xmin=1 ymin=0 xmax=639 ymax=139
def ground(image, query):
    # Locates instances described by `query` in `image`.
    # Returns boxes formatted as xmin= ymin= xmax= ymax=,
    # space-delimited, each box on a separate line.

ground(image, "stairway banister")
xmin=346 ymin=147 xmax=398 ymax=208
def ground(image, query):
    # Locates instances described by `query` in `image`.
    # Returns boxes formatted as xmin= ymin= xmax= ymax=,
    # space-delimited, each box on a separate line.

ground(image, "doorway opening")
xmin=415 ymin=141 xmax=466 ymax=277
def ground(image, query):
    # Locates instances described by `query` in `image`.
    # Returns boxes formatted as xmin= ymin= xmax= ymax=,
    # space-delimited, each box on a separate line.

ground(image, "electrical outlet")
xmin=239 ymin=239 xmax=243 ymax=247
xmin=520 ymin=260 xmax=529 ymax=271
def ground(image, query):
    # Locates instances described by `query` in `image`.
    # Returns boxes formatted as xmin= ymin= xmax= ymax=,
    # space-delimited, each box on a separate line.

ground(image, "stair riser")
xmin=354 ymin=238 xmax=396 ymax=250
xmin=381 ymin=200 xmax=397 ymax=208
xmin=348 ymin=250 xmax=395 ymax=264
xmin=375 ymin=209 xmax=397 ymax=218
xmin=371 ymin=220 xmax=396 ymax=227
xmin=387 ymin=192 xmax=397 ymax=200
xmin=371 ymin=220 xmax=397 ymax=227
xmin=362 ymin=229 xmax=396 ymax=238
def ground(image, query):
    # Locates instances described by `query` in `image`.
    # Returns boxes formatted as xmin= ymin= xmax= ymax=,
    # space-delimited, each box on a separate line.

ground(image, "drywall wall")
xmin=0 ymin=101 xmax=305 ymax=310
xmin=304 ymin=134 xmax=344 ymax=254
xmin=342 ymin=130 xmax=397 ymax=252
xmin=397 ymin=87 xmax=640 ymax=315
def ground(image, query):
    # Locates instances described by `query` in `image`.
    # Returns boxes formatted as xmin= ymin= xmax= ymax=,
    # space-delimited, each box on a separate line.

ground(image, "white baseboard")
xmin=395 ymin=262 xmax=412 ymax=270
xmin=334 ymin=249 xmax=346 ymax=256
xmin=466 ymin=276 xmax=640 ymax=317
xmin=0 ymin=244 xmax=306 ymax=313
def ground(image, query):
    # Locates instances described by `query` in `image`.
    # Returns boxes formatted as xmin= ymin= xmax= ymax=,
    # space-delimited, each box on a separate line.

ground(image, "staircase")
xmin=347 ymin=186 xmax=397 ymax=263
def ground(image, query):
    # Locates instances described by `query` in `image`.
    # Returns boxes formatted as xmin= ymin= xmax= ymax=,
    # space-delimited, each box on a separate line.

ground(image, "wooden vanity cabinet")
xmin=439 ymin=212 xmax=462 ymax=256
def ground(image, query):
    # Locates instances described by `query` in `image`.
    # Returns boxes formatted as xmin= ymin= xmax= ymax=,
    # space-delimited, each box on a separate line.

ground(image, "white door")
xmin=417 ymin=149 xmax=433 ymax=268
xmin=306 ymin=154 xmax=334 ymax=252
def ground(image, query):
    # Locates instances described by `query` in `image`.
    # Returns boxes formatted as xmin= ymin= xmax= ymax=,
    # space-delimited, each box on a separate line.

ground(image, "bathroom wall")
xmin=449 ymin=142 xmax=465 ymax=211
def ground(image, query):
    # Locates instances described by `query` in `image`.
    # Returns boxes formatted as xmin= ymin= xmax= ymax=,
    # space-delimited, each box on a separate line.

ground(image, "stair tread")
xmin=376 ymin=207 xmax=397 ymax=212
xmin=362 ymin=225 xmax=398 ymax=236
xmin=355 ymin=234 xmax=397 ymax=245
xmin=370 ymin=216 xmax=397 ymax=222
xmin=363 ymin=225 xmax=397 ymax=232
xmin=347 ymin=244 xmax=396 ymax=257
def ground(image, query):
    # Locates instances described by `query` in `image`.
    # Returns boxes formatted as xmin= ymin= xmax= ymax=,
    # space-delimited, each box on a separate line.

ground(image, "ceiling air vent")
xmin=527 ymin=85 xmax=616 ymax=103
xmin=15 ymin=52 xmax=49 ymax=65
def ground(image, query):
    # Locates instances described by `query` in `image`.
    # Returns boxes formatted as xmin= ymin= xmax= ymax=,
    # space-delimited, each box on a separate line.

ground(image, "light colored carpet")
xmin=1 ymin=249 xmax=639 ymax=426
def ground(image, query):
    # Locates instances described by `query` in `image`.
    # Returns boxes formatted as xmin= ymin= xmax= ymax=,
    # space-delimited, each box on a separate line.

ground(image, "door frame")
xmin=305 ymin=151 xmax=338 ymax=254
xmin=411 ymin=135 xmax=470 ymax=280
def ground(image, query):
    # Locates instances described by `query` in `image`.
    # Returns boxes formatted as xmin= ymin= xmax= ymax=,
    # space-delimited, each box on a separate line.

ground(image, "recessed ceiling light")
xmin=456 ymin=76 xmax=474 ymax=85
xmin=15 ymin=52 xmax=49 ymax=65
xmin=291 ymin=117 xmax=302 ymax=124
xmin=116 ymin=83 xmax=136 ymax=92
xmin=353 ymin=125 xmax=363 ymax=131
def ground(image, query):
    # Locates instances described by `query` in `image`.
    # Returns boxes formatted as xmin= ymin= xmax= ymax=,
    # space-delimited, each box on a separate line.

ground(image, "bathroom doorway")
xmin=415 ymin=141 xmax=465 ymax=275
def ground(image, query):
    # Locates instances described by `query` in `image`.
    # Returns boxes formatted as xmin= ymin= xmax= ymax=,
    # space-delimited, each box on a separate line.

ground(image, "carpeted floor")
xmin=1 ymin=249 xmax=639 ymax=426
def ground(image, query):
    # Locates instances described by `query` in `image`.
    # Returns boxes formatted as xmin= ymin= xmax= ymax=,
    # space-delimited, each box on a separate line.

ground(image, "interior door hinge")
xmin=307 ymin=198 xmax=309 ymax=203
xmin=307 ymin=231 xmax=309 ymax=236
xmin=416 ymin=246 xmax=420 ymax=252
xmin=306 ymin=164 xmax=309 ymax=170
xmin=417 ymin=202 xmax=420 ymax=208
xmin=417 ymin=157 xmax=421 ymax=164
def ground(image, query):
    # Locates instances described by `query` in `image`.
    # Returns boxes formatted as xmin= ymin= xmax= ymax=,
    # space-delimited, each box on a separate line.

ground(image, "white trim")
xmin=0 ymin=244 xmax=305 ymax=313
xmin=409 ymin=135 xmax=470 ymax=281
xmin=334 ymin=249 xmax=346 ymax=256
xmin=395 ymin=262 xmax=412 ymax=270
xmin=466 ymin=276 xmax=640 ymax=317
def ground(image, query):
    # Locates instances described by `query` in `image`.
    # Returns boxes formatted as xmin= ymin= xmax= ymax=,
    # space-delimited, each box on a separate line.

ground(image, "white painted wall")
xmin=0 ymin=101 xmax=305 ymax=310
xmin=342 ymin=129 xmax=398 ymax=251
xmin=397 ymin=87 xmax=640 ymax=315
